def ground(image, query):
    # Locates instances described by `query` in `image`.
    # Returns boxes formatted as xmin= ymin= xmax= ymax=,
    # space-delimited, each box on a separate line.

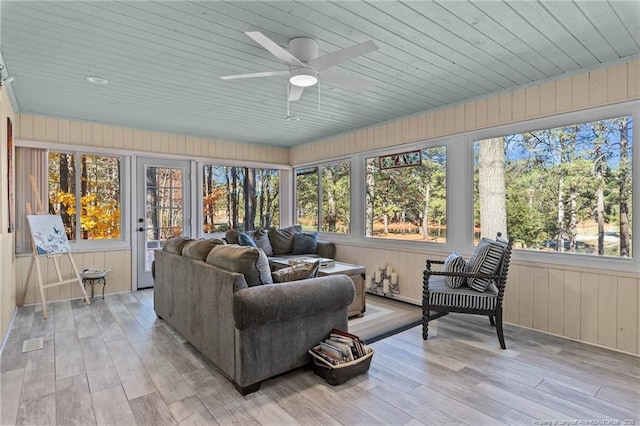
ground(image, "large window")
xmin=365 ymin=146 xmax=447 ymax=242
xmin=295 ymin=160 xmax=351 ymax=234
xmin=202 ymin=165 xmax=279 ymax=233
xmin=48 ymin=151 xmax=122 ymax=240
xmin=474 ymin=116 xmax=633 ymax=257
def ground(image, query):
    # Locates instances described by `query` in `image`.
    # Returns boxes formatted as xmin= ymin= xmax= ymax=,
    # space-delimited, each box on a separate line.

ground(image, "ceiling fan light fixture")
xmin=289 ymin=68 xmax=318 ymax=87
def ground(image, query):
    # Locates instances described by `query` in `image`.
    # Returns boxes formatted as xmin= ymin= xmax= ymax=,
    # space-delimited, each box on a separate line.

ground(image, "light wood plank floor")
xmin=1 ymin=290 xmax=638 ymax=425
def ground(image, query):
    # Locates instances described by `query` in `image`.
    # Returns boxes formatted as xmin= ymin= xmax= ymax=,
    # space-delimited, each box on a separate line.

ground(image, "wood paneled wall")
xmin=15 ymin=250 xmax=131 ymax=305
xmin=336 ymin=242 xmax=640 ymax=356
xmin=1 ymin=87 xmax=16 ymax=343
xmin=290 ymin=60 xmax=639 ymax=163
xmin=15 ymin=115 xmax=289 ymax=164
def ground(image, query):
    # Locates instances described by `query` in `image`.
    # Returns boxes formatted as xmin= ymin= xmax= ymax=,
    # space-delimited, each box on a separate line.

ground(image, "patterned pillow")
xmin=443 ymin=252 xmax=466 ymax=288
xmin=238 ymin=232 xmax=257 ymax=248
xmin=466 ymin=239 xmax=505 ymax=292
xmin=271 ymin=261 xmax=320 ymax=283
xmin=292 ymin=232 xmax=318 ymax=254
xmin=225 ymin=229 xmax=241 ymax=244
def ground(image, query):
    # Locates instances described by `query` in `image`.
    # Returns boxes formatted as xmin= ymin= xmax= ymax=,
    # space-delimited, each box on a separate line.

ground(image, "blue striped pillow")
xmin=466 ymin=239 xmax=505 ymax=292
xmin=444 ymin=252 xmax=466 ymax=288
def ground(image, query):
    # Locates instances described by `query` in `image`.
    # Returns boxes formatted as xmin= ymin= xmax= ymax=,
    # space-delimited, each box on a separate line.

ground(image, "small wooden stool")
xmin=81 ymin=269 xmax=110 ymax=299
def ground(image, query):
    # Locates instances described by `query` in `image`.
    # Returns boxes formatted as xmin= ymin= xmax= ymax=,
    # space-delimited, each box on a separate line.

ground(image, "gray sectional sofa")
xmin=153 ymin=236 xmax=355 ymax=395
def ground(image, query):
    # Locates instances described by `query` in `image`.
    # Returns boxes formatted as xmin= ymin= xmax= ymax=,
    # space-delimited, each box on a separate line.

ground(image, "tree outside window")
xmin=474 ymin=116 xmax=633 ymax=257
xmin=48 ymin=152 xmax=121 ymax=240
xmin=202 ymin=165 xmax=279 ymax=233
xmin=365 ymin=147 xmax=447 ymax=242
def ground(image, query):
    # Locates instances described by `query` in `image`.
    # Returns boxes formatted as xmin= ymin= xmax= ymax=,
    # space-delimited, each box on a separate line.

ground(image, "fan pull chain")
xmin=317 ymin=80 xmax=321 ymax=112
xmin=287 ymin=84 xmax=291 ymax=117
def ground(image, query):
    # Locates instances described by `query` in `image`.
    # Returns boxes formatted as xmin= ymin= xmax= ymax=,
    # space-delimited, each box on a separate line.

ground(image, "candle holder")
xmin=367 ymin=265 xmax=399 ymax=297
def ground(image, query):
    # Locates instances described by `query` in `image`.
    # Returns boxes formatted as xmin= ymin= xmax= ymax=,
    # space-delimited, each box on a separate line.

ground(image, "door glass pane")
xmin=144 ymin=166 xmax=184 ymax=271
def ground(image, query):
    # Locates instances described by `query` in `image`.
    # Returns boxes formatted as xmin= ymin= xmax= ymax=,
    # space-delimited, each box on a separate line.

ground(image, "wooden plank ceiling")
xmin=1 ymin=1 xmax=638 ymax=147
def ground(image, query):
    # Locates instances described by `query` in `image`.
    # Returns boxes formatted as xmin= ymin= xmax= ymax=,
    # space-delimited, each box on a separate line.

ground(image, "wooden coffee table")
xmin=269 ymin=258 xmax=366 ymax=318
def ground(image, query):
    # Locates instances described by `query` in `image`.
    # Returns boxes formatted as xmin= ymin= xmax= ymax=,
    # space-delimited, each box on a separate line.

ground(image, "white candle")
xmin=391 ymin=272 xmax=398 ymax=284
xmin=383 ymin=279 xmax=390 ymax=293
xmin=386 ymin=266 xmax=393 ymax=276
xmin=375 ymin=270 xmax=382 ymax=282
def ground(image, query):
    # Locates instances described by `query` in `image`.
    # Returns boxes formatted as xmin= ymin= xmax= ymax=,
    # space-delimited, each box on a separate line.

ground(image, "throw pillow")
xmin=206 ymin=245 xmax=273 ymax=286
xmin=182 ymin=238 xmax=226 ymax=261
xmin=292 ymin=232 xmax=318 ymax=254
xmin=271 ymin=261 xmax=321 ymax=283
xmin=268 ymin=225 xmax=302 ymax=255
xmin=238 ymin=232 xmax=257 ymax=248
xmin=252 ymin=229 xmax=273 ymax=256
xmin=466 ymin=239 xmax=505 ymax=292
xmin=443 ymin=252 xmax=466 ymax=288
xmin=225 ymin=229 xmax=241 ymax=244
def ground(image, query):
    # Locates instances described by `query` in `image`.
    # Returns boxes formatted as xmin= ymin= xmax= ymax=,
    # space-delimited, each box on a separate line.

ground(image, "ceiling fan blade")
xmin=220 ymin=70 xmax=289 ymax=80
xmin=288 ymin=84 xmax=304 ymax=101
xmin=308 ymin=40 xmax=378 ymax=71
xmin=320 ymin=70 xmax=375 ymax=91
xmin=245 ymin=31 xmax=304 ymax=68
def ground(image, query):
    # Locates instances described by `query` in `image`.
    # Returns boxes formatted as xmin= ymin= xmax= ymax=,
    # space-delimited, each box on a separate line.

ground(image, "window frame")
xmin=16 ymin=140 xmax=132 ymax=252
xmin=293 ymin=157 xmax=353 ymax=235
xmin=362 ymin=144 xmax=448 ymax=245
xmin=464 ymin=100 xmax=639 ymax=273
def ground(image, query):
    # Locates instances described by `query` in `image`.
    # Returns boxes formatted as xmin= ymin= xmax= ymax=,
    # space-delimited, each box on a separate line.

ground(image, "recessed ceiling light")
xmin=285 ymin=115 xmax=300 ymax=122
xmin=85 ymin=75 xmax=108 ymax=85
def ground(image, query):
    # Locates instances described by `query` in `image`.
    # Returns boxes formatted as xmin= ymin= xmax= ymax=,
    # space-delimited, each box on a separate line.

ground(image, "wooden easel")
xmin=21 ymin=176 xmax=90 ymax=319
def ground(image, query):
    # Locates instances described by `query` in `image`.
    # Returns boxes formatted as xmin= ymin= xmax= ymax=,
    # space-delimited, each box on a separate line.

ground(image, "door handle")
xmin=138 ymin=227 xmax=144 ymax=232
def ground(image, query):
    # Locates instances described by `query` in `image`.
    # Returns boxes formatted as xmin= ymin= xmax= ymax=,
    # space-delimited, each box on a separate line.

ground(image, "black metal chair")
xmin=422 ymin=234 xmax=514 ymax=349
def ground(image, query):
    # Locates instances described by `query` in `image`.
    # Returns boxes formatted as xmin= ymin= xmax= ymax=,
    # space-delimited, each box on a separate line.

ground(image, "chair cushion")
xmin=466 ymin=238 xmax=505 ymax=292
xmin=268 ymin=225 xmax=302 ymax=255
xmin=271 ymin=261 xmax=320 ymax=283
xmin=181 ymin=238 xmax=225 ymax=261
xmin=238 ymin=232 xmax=257 ymax=248
xmin=443 ymin=252 xmax=466 ymax=288
xmin=162 ymin=237 xmax=194 ymax=254
xmin=206 ymin=245 xmax=273 ymax=286
xmin=292 ymin=232 xmax=318 ymax=254
xmin=428 ymin=276 xmax=498 ymax=310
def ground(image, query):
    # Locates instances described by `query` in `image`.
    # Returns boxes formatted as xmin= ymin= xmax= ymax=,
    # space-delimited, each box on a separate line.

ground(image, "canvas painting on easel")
xmin=27 ymin=215 xmax=70 ymax=255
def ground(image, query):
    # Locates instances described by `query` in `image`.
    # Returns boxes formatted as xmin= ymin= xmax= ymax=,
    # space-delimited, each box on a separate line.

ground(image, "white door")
xmin=136 ymin=158 xmax=191 ymax=289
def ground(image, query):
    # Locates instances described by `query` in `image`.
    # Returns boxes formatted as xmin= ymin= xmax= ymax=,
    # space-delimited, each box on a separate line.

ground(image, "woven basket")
xmin=309 ymin=348 xmax=374 ymax=386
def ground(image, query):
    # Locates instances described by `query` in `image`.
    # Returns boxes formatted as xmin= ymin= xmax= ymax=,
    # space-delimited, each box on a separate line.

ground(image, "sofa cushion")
xmin=238 ymin=232 xmax=257 ymax=248
xmin=466 ymin=238 xmax=505 ymax=292
xmin=268 ymin=225 xmax=302 ymax=255
xmin=225 ymin=229 xmax=241 ymax=244
xmin=163 ymin=237 xmax=194 ymax=254
xmin=444 ymin=252 xmax=466 ymax=288
xmin=271 ymin=261 xmax=320 ymax=283
xmin=206 ymin=245 xmax=273 ymax=286
xmin=182 ymin=238 xmax=226 ymax=261
xmin=251 ymin=229 xmax=273 ymax=256
xmin=292 ymin=232 xmax=318 ymax=255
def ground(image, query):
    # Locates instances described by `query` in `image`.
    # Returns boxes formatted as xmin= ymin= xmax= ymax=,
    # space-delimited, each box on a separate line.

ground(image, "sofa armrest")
xmin=233 ymin=275 xmax=354 ymax=330
xmin=316 ymin=240 xmax=336 ymax=259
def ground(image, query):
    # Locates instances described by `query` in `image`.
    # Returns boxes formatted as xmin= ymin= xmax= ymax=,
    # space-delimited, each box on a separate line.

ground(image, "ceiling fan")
xmin=220 ymin=31 xmax=378 ymax=101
